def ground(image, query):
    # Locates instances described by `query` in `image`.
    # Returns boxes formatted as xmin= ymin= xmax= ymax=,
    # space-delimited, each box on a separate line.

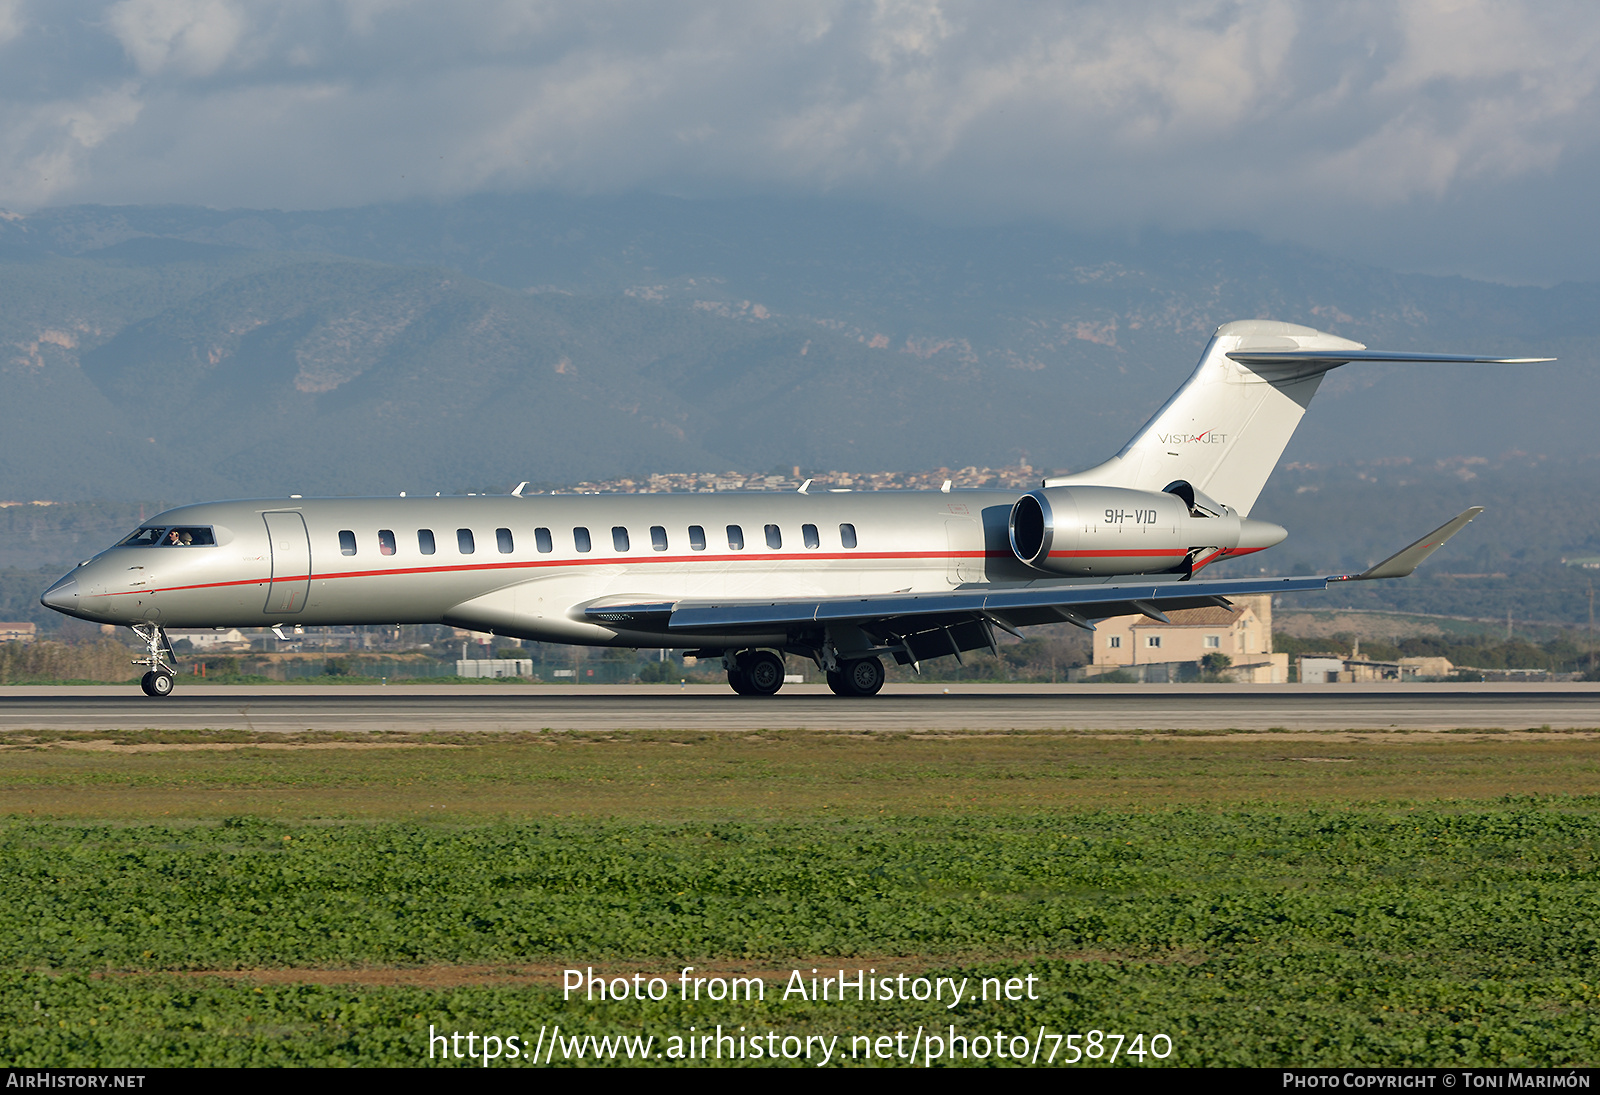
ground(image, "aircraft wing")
xmin=584 ymin=509 xmax=1482 ymax=660
xmin=637 ymin=573 xmax=1329 ymax=632
xmin=585 ymin=573 xmax=1330 ymax=663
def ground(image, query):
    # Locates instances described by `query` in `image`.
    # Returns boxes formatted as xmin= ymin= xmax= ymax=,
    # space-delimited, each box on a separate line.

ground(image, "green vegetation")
xmin=0 ymin=640 xmax=139 ymax=684
xmin=3 ymin=728 xmax=1598 ymax=818
xmin=0 ymin=729 xmax=1596 ymax=1066
xmin=1 ymin=803 xmax=1597 ymax=1066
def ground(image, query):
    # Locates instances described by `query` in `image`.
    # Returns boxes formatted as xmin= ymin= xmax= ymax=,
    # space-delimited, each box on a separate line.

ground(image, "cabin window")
xmin=802 ymin=523 xmax=820 ymax=549
xmin=688 ymin=525 xmax=706 ymax=551
xmin=1146 ymin=635 xmax=1161 ymax=649
xmin=457 ymin=529 xmax=475 ymax=554
xmin=650 ymin=525 xmax=668 ymax=551
xmin=497 ymin=528 xmax=514 ymax=554
xmin=765 ymin=524 xmax=782 ymax=550
xmin=612 ymin=526 xmax=630 ymax=552
xmin=338 ymin=530 xmax=357 ymax=556
xmin=418 ymin=529 xmax=436 ymax=555
xmin=840 ymin=523 xmax=858 ymax=549
xmin=1108 ymin=636 xmax=1122 ymax=649
xmin=1204 ymin=635 xmax=1220 ymax=649
xmin=378 ymin=529 xmax=396 ymax=556
xmin=574 ymin=527 xmax=592 ymax=553
xmin=534 ymin=527 xmax=553 ymax=553
xmin=726 ymin=524 xmax=744 ymax=550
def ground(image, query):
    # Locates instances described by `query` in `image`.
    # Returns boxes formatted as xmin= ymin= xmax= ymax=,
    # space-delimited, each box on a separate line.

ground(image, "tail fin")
xmin=1045 ymin=320 xmax=1549 ymax=515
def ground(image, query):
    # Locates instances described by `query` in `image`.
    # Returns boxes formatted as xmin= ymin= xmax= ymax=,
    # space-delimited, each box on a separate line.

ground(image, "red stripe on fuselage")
xmin=1047 ymin=549 xmax=1189 ymax=558
xmin=96 ymin=544 xmax=1267 ymax=600
xmin=1187 ymin=546 xmax=1265 ymax=575
xmin=97 ymin=548 xmax=1001 ymax=598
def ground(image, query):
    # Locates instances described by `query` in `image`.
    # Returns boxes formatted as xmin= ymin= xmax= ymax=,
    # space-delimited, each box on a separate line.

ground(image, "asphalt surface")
xmin=2 ymin=683 xmax=1597 ymax=733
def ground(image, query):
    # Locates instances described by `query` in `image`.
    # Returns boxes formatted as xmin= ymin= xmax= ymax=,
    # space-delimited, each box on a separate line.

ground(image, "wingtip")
xmin=1354 ymin=506 xmax=1484 ymax=581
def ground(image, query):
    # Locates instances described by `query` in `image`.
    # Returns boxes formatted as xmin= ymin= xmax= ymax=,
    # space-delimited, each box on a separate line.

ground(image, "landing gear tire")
xmin=131 ymin=624 xmax=176 ymax=698
xmin=726 ymin=669 xmax=752 ymax=695
xmin=829 ymin=656 xmax=884 ymax=697
xmin=739 ymin=651 xmax=785 ymax=696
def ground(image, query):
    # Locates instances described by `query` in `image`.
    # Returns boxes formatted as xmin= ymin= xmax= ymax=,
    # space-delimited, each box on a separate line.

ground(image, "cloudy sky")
xmin=2 ymin=0 xmax=1599 ymax=283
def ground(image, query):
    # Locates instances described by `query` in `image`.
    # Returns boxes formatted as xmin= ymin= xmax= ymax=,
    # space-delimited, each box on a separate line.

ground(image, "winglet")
xmin=511 ymin=481 xmax=528 ymax=497
xmin=797 ymin=479 xmax=812 ymax=494
xmin=1338 ymin=507 xmax=1484 ymax=581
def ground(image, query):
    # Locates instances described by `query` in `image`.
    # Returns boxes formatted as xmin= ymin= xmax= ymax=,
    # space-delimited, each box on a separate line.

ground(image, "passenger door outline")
xmin=263 ymin=511 xmax=312 ymax=613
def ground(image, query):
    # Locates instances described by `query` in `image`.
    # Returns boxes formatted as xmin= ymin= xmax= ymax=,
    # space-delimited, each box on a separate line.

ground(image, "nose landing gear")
xmin=131 ymin=623 xmax=176 ymax=698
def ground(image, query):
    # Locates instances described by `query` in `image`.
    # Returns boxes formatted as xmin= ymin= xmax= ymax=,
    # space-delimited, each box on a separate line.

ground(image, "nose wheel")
xmin=140 ymin=670 xmax=175 ymax=697
xmin=130 ymin=623 xmax=177 ymax=698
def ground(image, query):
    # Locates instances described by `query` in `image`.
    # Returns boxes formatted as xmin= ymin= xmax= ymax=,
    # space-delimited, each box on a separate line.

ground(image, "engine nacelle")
xmin=1007 ymin=485 xmax=1286 ymax=576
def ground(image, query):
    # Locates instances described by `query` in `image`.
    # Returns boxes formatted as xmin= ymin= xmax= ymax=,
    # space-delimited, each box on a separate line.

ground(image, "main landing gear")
xmin=826 ymin=655 xmax=885 ymax=697
xmin=131 ymin=623 xmax=176 ymax=698
xmin=719 ymin=649 xmax=885 ymax=697
xmin=726 ymin=650 xmax=786 ymax=696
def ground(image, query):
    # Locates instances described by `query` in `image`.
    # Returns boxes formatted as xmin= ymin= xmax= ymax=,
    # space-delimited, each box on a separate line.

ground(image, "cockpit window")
xmin=119 ymin=526 xmax=215 ymax=547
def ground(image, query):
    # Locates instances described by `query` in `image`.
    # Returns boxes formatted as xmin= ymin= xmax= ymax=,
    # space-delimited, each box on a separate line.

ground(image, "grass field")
xmin=1 ymin=728 xmax=1597 ymax=1067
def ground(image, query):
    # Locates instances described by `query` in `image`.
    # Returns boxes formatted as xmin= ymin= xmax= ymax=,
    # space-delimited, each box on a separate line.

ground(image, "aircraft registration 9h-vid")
xmin=41 ymin=320 xmax=1548 ymax=698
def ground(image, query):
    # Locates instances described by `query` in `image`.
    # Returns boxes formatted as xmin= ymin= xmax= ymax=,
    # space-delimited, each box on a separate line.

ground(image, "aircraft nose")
xmin=40 ymin=575 xmax=79 ymax=615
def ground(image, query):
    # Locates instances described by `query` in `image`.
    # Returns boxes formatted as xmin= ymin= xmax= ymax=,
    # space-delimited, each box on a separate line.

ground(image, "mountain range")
xmin=0 ymin=193 xmax=1596 ymax=502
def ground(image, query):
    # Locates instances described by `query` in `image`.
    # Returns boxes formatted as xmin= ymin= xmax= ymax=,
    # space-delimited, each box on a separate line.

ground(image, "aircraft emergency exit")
xmin=40 ymin=320 xmax=1547 ymax=698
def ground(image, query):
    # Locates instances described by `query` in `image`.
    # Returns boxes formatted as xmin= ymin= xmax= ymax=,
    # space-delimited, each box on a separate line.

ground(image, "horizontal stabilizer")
xmin=1049 ymin=321 xmax=1552 ymax=517
xmin=1336 ymin=507 xmax=1484 ymax=582
xmin=1228 ymin=350 xmax=1553 ymax=367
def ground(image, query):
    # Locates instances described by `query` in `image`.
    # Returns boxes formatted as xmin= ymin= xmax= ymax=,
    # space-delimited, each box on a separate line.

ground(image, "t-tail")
xmin=1046 ymin=320 xmax=1550 ymax=516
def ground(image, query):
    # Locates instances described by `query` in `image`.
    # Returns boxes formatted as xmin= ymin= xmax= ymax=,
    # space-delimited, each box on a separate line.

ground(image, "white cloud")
xmin=106 ymin=0 xmax=247 ymax=76
xmin=0 ymin=83 xmax=142 ymax=206
xmin=0 ymin=0 xmax=26 ymax=46
xmin=0 ymin=1 xmax=1599 ymax=277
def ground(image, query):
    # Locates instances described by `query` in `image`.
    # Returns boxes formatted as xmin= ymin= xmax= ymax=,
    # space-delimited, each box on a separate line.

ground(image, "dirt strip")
xmin=6 ymin=729 xmax=1600 ymax=751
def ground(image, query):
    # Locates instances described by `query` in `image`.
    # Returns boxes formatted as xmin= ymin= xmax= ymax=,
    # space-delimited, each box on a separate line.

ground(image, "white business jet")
xmin=41 ymin=321 xmax=1545 ymax=698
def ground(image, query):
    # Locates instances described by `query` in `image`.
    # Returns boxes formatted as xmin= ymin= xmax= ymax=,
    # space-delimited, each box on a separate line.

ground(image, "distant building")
xmin=457 ymin=658 xmax=533 ymax=678
xmin=167 ymin=628 xmax=249 ymax=650
xmin=1299 ymin=654 xmax=1455 ymax=683
xmin=1401 ymin=656 xmax=1455 ymax=678
xmin=0 ymin=621 xmax=37 ymax=644
xmin=1296 ymin=656 xmax=1348 ymax=683
xmin=1085 ymin=594 xmax=1288 ymax=683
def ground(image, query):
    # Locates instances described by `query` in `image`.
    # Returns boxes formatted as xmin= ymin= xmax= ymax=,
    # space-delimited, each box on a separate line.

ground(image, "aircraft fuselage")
xmin=48 ymin=488 xmax=1255 ymax=648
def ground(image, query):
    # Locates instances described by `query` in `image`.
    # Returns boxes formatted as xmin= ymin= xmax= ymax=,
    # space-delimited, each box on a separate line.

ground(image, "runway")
xmin=1 ymin=682 xmax=1597 ymax=733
